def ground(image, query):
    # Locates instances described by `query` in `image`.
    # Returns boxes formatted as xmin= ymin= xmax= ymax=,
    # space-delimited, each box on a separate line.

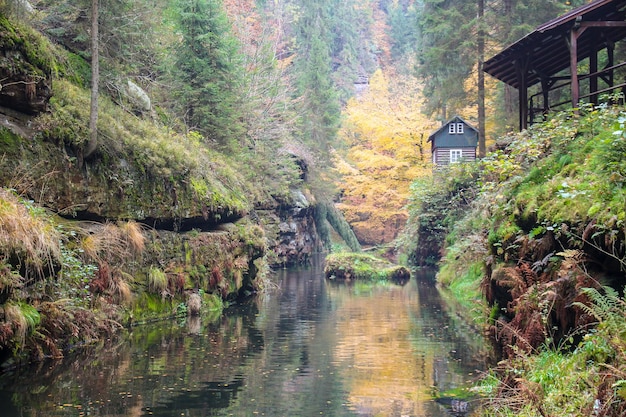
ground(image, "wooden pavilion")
xmin=484 ymin=0 xmax=626 ymax=130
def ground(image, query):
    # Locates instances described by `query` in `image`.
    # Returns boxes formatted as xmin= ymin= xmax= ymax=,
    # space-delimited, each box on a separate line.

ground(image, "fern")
xmin=573 ymin=286 xmax=625 ymax=332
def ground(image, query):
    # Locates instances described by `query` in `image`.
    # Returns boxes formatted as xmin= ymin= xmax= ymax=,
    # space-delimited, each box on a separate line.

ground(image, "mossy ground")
xmin=405 ymin=104 xmax=626 ymax=416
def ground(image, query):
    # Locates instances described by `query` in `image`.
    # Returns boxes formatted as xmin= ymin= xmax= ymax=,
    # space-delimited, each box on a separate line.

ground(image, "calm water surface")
xmin=0 ymin=258 xmax=487 ymax=417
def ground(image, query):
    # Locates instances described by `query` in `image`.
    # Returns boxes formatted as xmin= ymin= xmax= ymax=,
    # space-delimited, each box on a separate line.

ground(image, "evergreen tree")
xmin=291 ymin=0 xmax=341 ymax=156
xmin=86 ymin=0 xmax=99 ymax=161
xmin=416 ymin=0 xmax=476 ymax=120
xmin=387 ymin=0 xmax=418 ymax=61
xmin=172 ymin=0 xmax=243 ymax=148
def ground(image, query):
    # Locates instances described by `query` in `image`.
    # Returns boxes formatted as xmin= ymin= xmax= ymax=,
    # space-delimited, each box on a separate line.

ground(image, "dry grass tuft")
xmin=0 ymin=189 xmax=61 ymax=280
xmin=148 ymin=266 xmax=169 ymax=296
xmin=90 ymin=262 xmax=133 ymax=305
xmin=79 ymin=220 xmax=145 ymax=264
xmin=118 ymin=220 xmax=145 ymax=254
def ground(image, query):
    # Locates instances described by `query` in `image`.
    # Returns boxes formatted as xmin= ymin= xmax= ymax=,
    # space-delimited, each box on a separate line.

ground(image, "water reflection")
xmin=0 ymin=259 xmax=486 ymax=417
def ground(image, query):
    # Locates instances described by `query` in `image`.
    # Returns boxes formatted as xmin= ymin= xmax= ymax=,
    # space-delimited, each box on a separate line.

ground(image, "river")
xmin=0 ymin=257 xmax=487 ymax=417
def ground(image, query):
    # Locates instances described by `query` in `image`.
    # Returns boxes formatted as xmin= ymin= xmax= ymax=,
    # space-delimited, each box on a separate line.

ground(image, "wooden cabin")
xmin=428 ymin=116 xmax=478 ymax=166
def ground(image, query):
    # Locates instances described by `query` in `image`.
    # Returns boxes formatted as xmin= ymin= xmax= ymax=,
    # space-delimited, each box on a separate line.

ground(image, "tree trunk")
xmin=477 ymin=0 xmax=486 ymax=158
xmin=85 ymin=0 xmax=99 ymax=161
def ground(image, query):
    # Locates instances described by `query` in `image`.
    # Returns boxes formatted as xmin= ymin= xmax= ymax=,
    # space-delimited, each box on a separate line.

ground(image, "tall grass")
xmin=4 ymin=302 xmax=40 ymax=347
xmin=147 ymin=266 xmax=168 ymax=296
xmin=0 ymin=188 xmax=60 ymax=280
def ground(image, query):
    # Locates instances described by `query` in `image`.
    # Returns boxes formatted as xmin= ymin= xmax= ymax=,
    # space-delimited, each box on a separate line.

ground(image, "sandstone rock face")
xmin=0 ymin=50 xmax=52 ymax=115
xmin=349 ymin=212 xmax=407 ymax=246
xmin=257 ymin=189 xmax=322 ymax=266
xmin=0 ymin=15 xmax=53 ymax=117
xmin=123 ymin=79 xmax=152 ymax=113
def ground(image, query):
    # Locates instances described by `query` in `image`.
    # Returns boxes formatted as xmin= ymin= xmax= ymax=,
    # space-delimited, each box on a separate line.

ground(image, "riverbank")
xmin=0 ymin=13 xmax=327 ymax=368
xmin=405 ymin=105 xmax=626 ymax=416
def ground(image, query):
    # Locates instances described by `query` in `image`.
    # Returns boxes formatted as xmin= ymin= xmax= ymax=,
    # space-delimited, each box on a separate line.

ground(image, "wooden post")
xmin=590 ymin=32 xmax=598 ymax=105
xmin=516 ymin=56 xmax=529 ymax=130
xmin=570 ymin=28 xmax=580 ymax=107
xmin=606 ymin=42 xmax=615 ymax=87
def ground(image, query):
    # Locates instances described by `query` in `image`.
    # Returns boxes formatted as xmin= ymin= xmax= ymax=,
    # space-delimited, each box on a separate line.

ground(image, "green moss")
xmin=324 ymin=252 xmax=410 ymax=283
xmin=0 ymin=14 xmax=58 ymax=76
xmin=62 ymin=51 xmax=90 ymax=87
xmin=129 ymin=293 xmax=174 ymax=324
xmin=0 ymin=127 xmax=22 ymax=155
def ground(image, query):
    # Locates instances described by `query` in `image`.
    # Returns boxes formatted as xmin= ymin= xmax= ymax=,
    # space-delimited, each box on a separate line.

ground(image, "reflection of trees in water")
xmin=330 ymin=279 xmax=435 ymax=416
xmin=0 ymin=258 xmax=486 ymax=417
xmin=0 ymin=305 xmax=265 ymax=417
xmin=412 ymin=269 xmax=489 ymax=415
xmin=239 ymin=260 xmax=354 ymax=416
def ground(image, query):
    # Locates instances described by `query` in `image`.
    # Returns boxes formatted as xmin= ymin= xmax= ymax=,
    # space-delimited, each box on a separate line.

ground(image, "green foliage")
xmin=202 ymin=291 xmax=224 ymax=312
xmin=59 ymin=246 xmax=97 ymax=305
xmin=291 ymin=0 xmax=341 ymax=155
xmin=404 ymin=162 xmax=480 ymax=266
xmin=387 ymin=2 xmax=418 ymax=60
xmin=406 ymin=106 xmax=626 ymax=416
xmin=574 ymin=286 xmax=626 ymax=339
xmin=17 ymin=302 xmax=40 ymax=333
xmin=416 ymin=0 xmax=477 ymax=118
xmin=467 ymin=107 xmax=626 ymax=265
xmin=170 ymin=0 xmax=243 ymax=149
xmin=477 ymin=286 xmax=626 ymax=416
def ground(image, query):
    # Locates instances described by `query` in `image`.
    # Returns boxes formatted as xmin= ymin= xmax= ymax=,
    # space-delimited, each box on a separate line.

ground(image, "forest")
xmin=1 ymin=0 xmax=626 ymax=415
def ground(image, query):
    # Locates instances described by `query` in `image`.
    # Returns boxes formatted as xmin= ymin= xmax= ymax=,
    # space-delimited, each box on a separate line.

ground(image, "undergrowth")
xmin=404 ymin=103 xmax=626 ymax=416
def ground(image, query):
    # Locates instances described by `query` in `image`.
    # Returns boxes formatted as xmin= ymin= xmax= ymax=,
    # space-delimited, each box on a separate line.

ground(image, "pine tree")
xmin=416 ymin=0 xmax=476 ymax=120
xmin=291 ymin=0 xmax=341 ymax=156
xmin=172 ymin=0 xmax=243 ymax=149
xmin=387 ymin=0 xmax=418 ymax=62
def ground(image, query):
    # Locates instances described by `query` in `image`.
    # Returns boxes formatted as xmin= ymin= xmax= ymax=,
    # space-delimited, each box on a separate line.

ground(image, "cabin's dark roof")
xmin=427 ymin=116 xmax=478 ymax=143
xmin=484 ymin=0 xmax=626 ymax=89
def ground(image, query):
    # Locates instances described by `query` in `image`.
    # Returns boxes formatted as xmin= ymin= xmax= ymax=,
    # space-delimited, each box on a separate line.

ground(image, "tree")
xmin=416 ymin=0 xmax=476 ymax=121
xmin=85 ymin=0 xmax=99 ymax=161
xmin=335 ymin=69 xmax=436 ymax=245
xmin=387 ymin=0 xmax=418 ymax=62
xmin=172 ymin=0 xmax=243 ymax=149
xmin=291 ymin=0 xmax=341 ymax=156
xmin=477 ymin=0 xmax=485 ymax=157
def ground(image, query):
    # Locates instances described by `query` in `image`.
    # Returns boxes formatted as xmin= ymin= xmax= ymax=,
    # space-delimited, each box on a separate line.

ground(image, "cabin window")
xmin=448 ymin=123 xmax=464 ymax=134
xmin=450 ymin=149 xmax=463 ymax=163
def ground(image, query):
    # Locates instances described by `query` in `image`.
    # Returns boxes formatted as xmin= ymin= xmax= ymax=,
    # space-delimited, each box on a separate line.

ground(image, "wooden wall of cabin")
xmin=433 ymin=148 xmax=476 ymax=165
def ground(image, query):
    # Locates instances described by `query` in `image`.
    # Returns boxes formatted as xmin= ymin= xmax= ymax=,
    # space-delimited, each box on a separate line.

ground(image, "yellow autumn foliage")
xmin=335 ymin=68 xmax=438 ymax=245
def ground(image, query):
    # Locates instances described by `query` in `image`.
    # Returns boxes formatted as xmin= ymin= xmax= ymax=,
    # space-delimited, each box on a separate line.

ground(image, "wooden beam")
xmin=579 ymin=21 xmax=626 ymax=28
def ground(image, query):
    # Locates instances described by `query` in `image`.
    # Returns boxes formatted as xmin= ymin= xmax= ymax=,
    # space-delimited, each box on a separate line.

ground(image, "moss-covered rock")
xmin=0 ymin=14 xmax=55 ymax=114
xmin=324 ymin=252 xmax=410 ymax=284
